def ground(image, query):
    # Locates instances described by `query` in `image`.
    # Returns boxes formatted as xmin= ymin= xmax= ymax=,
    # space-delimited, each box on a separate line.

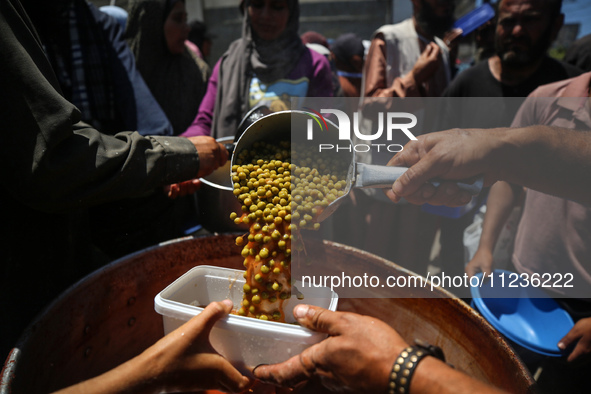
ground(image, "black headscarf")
xmin=212 ymin=0 xmax=305 ymax=138
xmin=126 ymin=0 xmax=210 ymax=135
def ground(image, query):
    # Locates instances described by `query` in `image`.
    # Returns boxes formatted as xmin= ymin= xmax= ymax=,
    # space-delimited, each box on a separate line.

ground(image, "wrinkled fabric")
xmin=182 ymin=47 xmax=332 ymax=138
xmin=0 ymin=0 xmax=199 ymax=358
xmin=21 ymin=0 xmax=173 ymax=136
xmin=126 ymin=0 xmax=210 ymax=135
xmin=363 ymin=19 xmax=450 ymax=99
xmin=511 ymin=72 xmax=591 ymax=298
xmin=52 ymin=0 xmax=116 ymax=131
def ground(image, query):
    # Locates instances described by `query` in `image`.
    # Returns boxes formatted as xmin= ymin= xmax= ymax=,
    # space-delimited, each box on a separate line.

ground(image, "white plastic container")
xmin=154 ymin=265 xmax=338 ymax=374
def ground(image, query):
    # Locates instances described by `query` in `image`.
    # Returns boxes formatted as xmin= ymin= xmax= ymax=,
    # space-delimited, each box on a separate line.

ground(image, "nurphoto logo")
xmin=304 ymin=108 xmax=418 ymax=153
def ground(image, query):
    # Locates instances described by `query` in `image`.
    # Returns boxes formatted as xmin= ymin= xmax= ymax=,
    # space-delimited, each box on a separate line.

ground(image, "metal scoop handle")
xmin=353 ymin=163 xmax=483 ymax=195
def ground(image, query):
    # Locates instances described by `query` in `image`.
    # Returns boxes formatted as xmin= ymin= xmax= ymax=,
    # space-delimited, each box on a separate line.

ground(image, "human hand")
xmin=443 ymin=28 xmax=463 ymax=48
xmin=558 ymin=317 xmax=591 ymax=362
xmin=142 ymin=300 xmax=251 ymax=393
xmin=253 ymin=305 xmax=408 ymax=392
xmin=189 ymin=136 xmax=228 ymax=178
xmin=411 ymin=42 xmax=441 ymax=85
xmin=386 ymin=129 xmax=501 ymax=206
xmin=465 ymin=248 xmax=494 ymax=279
xmin=165 ymin=178 xmax=202 ymax=199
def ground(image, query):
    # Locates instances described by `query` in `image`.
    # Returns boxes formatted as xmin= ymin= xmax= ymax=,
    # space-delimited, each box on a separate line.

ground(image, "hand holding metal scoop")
xmin=231 ymin=110 xmax=483 ymax=223
xmin=316 ymin=160 xmax=483 ymax=222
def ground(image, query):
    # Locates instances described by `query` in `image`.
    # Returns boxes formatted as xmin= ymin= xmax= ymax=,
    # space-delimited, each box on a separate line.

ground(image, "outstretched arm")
xmin=465 ymin=181 xmax=523 ymax=278
xmin=53 ymin=301 xmax=251 ymax=394
xmin=387 ymin=126 xmax=591 ymax=207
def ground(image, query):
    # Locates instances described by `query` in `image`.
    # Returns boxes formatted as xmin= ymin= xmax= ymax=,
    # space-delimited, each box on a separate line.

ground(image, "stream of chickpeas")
xmin=230 ymin=141 xmax=348 ymax=322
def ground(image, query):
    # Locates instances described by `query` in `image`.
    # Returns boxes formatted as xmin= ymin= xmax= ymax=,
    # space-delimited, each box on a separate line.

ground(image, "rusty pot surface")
xmin=1 ymin=235 xmax=534 ymax=393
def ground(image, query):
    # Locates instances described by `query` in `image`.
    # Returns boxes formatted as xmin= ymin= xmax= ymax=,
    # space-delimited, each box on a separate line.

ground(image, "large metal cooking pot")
xmin=1 ymin=235 xmax=534 ymax=393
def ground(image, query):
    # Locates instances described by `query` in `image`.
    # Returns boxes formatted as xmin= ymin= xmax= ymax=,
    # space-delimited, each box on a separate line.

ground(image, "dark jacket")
xmin=0 ymin=0 xmax=199 ymax=359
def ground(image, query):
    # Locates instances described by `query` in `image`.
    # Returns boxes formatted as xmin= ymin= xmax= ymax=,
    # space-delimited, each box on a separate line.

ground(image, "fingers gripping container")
xmin=154 ymin=265 xmax=339 ymax=374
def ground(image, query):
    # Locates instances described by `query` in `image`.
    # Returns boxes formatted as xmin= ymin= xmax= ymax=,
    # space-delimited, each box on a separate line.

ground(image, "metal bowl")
xmin=197 ymin=137 xmax=247 ymax=233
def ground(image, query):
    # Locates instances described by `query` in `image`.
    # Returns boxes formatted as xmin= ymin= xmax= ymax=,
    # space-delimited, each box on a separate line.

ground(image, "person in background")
xmin=362 ymin=0 xmax=456 ymax=100
xmin=300 ymin=30 xmax=330 ymax=54
xmin=99 ymin=4 xmax=128 ymax=30
xmin=330 ymin=32 xmax=365 ymax=98
xmin=464 ymin=72 xmax=591 ymax=393
xmin=126 ymin=0 xmax=210 ymax=136
xmin=436 ymin=0 xmax=582 ymax=294
xmin=301 ymin=30 xmax=343 ymax=98
xmin=442 ymin=0 xmax=580 ymax=106
xmin=387 ymin=74 xmax=591 ymax=393
xmin=20 ymin=0 xmax=173 ymax=136
xmin=94 ymin=0 xmax=211 ymax=259
xmin=0 ymin=0 xmax=226 ymax=360
xmin=182 ymin=0 xmax=333 ymax=139
xmin=564 ymin=33 xmax=591 ymax=72
xmin=349 ymin=0 xmax=458 ymax=277
xmin=474 ymin=19 xmax=496 ymax=63
xmin=187 ymin=20 xmax=214 ymax=61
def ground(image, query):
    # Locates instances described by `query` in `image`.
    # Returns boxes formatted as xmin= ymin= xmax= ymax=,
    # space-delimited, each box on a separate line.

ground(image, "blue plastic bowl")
xmin=470 ymin=270 xmax=574 ymax=357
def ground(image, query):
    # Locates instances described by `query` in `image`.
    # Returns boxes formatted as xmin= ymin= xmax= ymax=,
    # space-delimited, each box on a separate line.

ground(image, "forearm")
xmin=477 ymin=181 xmax=522 ymax=252
xmin=383 ymin=74 xmax=421 ymax=98
xmin=53 ymin=354 xmax=156 ymax=394
xmin=411 ymin=357 xmax=506 ymax=394
xmin=364 ymin=66 xmax=419 ymax=98
xmin=364 ymin=37 xmax=419 ymax=99
xmin=17 ymin=121 xmax=199 ymax=212
xmin=55 ymin=301 xmax=249 ymax=394
xmin=495 ymin=126 xmax=591 ymax=206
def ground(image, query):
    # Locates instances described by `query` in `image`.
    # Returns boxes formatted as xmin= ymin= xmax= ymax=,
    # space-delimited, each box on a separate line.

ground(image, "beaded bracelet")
xmin=387 ymin=340 xmax=446 ymax=394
